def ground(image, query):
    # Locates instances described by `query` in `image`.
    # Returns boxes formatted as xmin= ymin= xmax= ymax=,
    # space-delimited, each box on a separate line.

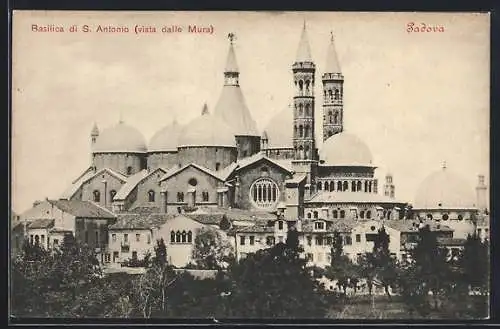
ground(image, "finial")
xmin=442 ymin=161 xmax=447 ymax=170
xmin=228 ymin=32 xmax=236 ymax=45
xmin=303 ymin=19 xmax=307 ymax=31
xmin=201 ymin=103 xmax=209 ymax=115
xmin=330 ymin=30 xmax=334 ymax=42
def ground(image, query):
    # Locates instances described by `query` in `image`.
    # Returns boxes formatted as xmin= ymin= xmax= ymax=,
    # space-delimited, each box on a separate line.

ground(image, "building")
xmin=14 ymin=23 xmax=489 ymax=269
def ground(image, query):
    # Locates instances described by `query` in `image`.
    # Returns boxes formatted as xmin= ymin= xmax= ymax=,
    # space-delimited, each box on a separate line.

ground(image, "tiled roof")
xmin=184 ymin=214 xmax=223 ymax=225
xmin=384 ymin=220 xmax=453 ymax=233
xmin=235 ymin=153 xmax=293 ymax=174
xmin=160 ymin=163 xmax=224 ymax=182
xmin=187 ymin=207 xmax=277 ymax=222
xmin=60 ymin=167 xmax=95 ymax=199
xmin=48 ymin=200 xmax=116 ymax=219
xmin=128 ymin=206 xmax=162 ymax=214
xmin=285 ymin=174 xmax=307 ymax=185
xmin=28 ymin=218 xmax=55 ymax=229
xmin=218 ymin=162 xmax=238 ymax=181
xmin=234 ymin=225 xmax=274 ymax=233
xmin=114 ymin=170 xmax=149 ymax=200
xmin=109 ymin=213 xmax=174 ymax=230
xmin=301 ymin=219 xmax=357 ymax=233
xmin=307 ymin=191 xmax=405 ymax=204
xmin=437 ymin=237 xmax=466 ymax=246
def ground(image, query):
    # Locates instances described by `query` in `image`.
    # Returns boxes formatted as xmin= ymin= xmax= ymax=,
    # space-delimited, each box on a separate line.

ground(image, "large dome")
xmin=263 ymin=107 xmax=293 ymax=148
xmin=320 ymin=132 xmax=373 ymax=166
xmin=214 ymin=86 xmax=259 ymax=137
xmin=414 ymin=166 xmax=475 ymax=209
xmin=93 ymin=122 xmax=147 ymax=153
xmin=149 ymin=120 xmax=182 ymax=152
xmin=178 ymin=104 xmax=236 ymax=148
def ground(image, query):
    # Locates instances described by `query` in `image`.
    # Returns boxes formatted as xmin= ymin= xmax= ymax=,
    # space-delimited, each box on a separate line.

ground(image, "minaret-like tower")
xmin=322 ymin=31 xmax=344 ymax=141
xmin=384 ymin=173 xmax=395 ymax=199
xmin=214 ymin=33 xmax=260 ymax=159
xmin=91 ymin=122 xmax=99 ymax=145
xmin=476 ymin=174 xmax=488 ymax=213
xmin=291 ymin=22 xmax=318 ymax=197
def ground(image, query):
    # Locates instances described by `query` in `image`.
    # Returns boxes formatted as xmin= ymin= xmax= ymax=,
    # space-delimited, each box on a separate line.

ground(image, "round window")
xmin=188 ymin=178 xmax=198 ymax=186
xmin=442 ymin=214 xmax=449 ymax=221
xmin=250 ymin=178 xmax=280 ymax=210
xmin=458 ymin=214 xmax=463 ymax=221
xmin=370 ymin=226 xmax=376 ymax=231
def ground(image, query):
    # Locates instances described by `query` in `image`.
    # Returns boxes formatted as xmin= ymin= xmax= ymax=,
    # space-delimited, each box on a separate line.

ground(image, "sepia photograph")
xmin=10 ymin=10 xmax=490 ymax=320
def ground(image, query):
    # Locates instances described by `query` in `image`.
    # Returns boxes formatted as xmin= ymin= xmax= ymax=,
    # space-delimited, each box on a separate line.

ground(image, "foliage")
xmin=325 ymin=231 xmax=358 ymax=294
xmin=221 ymin=229 xmax=329 ymax=318
xmin=122 ymin=252 xmax=151 ymax=268
xmin=459 ymin=233 xmax=489 ymax=294
xmin=219 ymin=215 xmax=231 ymax=230
xmin=191 ymin=227 xmax=234 ymax=270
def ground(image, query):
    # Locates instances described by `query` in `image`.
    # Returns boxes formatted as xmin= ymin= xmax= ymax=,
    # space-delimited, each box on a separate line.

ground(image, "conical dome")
xmin=179 ymin=104 xmax=236 ymax=148
xmin=415 ymin=165 xmax=475 ymax=209
xmin=263 ymin=106 xmax=293 ymax=148
xmin=149 ymin=119 xmax=182 ymax=152
xmin=295 ymin=21 xmax=312 ymax=63
xmin=325 ymin=32 xmax=341 ymax=73
xmin=93 ymin=121 xmax=147 ymax=153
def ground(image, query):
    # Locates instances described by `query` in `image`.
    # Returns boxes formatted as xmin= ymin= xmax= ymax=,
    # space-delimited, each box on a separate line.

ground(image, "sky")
xmin=11 ymin=11 xmax=490 ymax=214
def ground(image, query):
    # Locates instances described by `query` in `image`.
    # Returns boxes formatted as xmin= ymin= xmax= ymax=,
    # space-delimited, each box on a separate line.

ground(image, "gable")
xmin=161 ymin=165 xmax=223 ymax=185
xmin=235 ymin=156 xmax=292 ymax=177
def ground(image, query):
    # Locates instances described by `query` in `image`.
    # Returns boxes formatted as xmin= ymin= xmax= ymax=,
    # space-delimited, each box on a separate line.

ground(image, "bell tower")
xmin=291 ymin=21 xmax=318 ymax=198
xmin=322 ymin=31 xmax=344 ymax=141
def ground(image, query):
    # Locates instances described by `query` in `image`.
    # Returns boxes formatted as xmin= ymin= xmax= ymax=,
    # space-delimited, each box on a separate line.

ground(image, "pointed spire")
xmin=91 ymin=122 xmax=99 ymax=135
xmin=325 ymin=30 xmax=341 ymax=73
xmin=201 ymin=103 xmax=209 ymax=116
xmin=442 ymin=160 xmax=447 ymax=170
xmin=225 ymin=33 xmax=239 ymax=73
xmin=295 ymin=20 xmax=312 ymax=63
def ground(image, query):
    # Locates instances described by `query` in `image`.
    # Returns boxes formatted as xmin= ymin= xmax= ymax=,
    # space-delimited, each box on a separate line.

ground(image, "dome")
xmin=149 ymin=120 xmax=182 ymax=152
xmin=320 ymin=132 xmax=373 ymax=166
xmin=178 ymin=104 xmax=236 ymax=148
xmin=264 ymin=107 xmax=293 ymax=148
xmin=93 ymin=121 xmax=147 ymax=153
xmin=414 ymin=166 xmax=475 ymax=209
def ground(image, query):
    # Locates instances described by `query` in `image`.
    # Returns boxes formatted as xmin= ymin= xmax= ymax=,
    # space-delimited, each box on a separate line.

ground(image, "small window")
xmin=442 ymin=213 xmax=449 ymax=221
xmin=360 ymin=211 xmax=365 ymax=219
xmin=458 ymin=214 xmax=463 ymax=221
xmin=340 ymin=210 xmax=345 ymax=219
xmin=345 ymin=236 xmax=352 ymax=245
xmin=266 ymin=236 xmax=275 ymax=246
xmin=127 ymin=166 xmax=133 ymax=175
xmin=148 ymin=190 xmax=155 ymax=202
xmin=147 ymin=234 xmax=151 ymax=244
xmin=95 ymin=231 xmax=99 ymax=244
xmin=93 ymin=190 xmax=101 ymax=202
xmin=333 ymin=210 xmax=338 ymax=219
xmin=355 ymin=234 xmax=361 ymax=243
xmin=278 ymin=221 xmax=284 ymax=230
xmin=136 ymin=234 xmax=140 ymax=242
xmin=202 ymin=191 xmax=209 ymax=202
xmin=177 ymin=192 xmax=184 ymax=202
xmin=181 ymin=231 xmax=187 ymax=243
xmin=314 ymin=222 xmax=325 ymax=230
xmin=366 ymin=211 xmax=372 ymax=219
xmin=315 ymin=236 xmax=323 ymax=246
xmin=170 ymin=231 xmax=175 ymax=243
xmin=188 ymin=178 xmax=198 ymax=186
xmin=306 ymin=236 xmax=312 ymax=246
xmin=188 ymin=231 xmax=193 ymax=243
xmin=112 ymin=233 xmax=116 ymax=242
xmin=124 ymin=234 xmax=128 ymax=243
xmin=84 ymin=231 xmax=89 ymax=243
xmin=427 ymin=214 xmax=433 ymax=220
xmin=307 ymin=213 xmax=312 ymax=219
xmin=110 ymin=190 xmax=117 ymax=201
xmin=306 ymin=253 xmax=314 ymax=262
xmin=53 ymin=239 xmax=59 ymax=246
xmin=240 ymin=236 xmax=246 ymax=245
xmin=132 ymin=251 xmax=138 ymax=260
xmin=215 ymin=163 xmax=221 ymax=171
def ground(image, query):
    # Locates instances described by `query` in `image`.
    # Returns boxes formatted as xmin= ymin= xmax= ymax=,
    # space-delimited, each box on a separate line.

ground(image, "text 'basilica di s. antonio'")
xmin=13 ymin=23 xmax=489 ymax=269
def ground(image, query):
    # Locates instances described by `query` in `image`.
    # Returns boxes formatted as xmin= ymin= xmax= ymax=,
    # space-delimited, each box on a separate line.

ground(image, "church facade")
xmin=17 ymin=23 xmax=488 ymax=267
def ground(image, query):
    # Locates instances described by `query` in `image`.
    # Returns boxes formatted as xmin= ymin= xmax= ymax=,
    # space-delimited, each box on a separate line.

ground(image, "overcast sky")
xmin=12 ymin=11 xmax=490 ymax=214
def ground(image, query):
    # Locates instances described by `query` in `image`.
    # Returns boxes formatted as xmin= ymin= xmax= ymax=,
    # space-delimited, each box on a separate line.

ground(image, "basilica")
xmin=15 ymin=23 xmax=489 ymax=267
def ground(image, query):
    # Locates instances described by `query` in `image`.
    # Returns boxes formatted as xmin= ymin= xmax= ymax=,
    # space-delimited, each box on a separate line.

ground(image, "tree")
xmin=191 ymin=227 xmax=234 ymax=270
xmin=371 ymin=227 xmax=398 ymax=298
xmin=459 ymin=234 xmax=489 ymax=294
xmin=325 ymin=231 xmax=357 ymax=295
xmin=134 ymin=238 xmax=177 ymax=318
xmin=219 ymin=215 xmax=231 ymax=231
xmin=222 ymin=229 xmax=329 ymax=318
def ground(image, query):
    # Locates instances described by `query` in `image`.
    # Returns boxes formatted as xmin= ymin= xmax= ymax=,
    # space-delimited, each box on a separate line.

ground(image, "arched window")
xmin=298 ymin=146 xmax=304 ymax=160
xmin=304 ymin=125 xmax=309 ymax=138
xmin=170 ymin=231 xmax=175 ymax=243
xmin=323 ymin=181 xmax=328 ymax=191
xmin=299 ymin=104 xmax=303 ymax=116
xmin=328 ymin=89 xmax=333 ymax=101
xmin=177 ymin=192 xmax=184 ymax=202
xmin=360 ymin=211 xmax=365 ymax=219
xmin=340 ymin=210 xmax=345 ymax=219
xmin=110 ymin=190 xmax=117 ymax=201
xmin=93 ymin=190 xmax=100 ymax=202
xmin=317 ymin=181 xmax=323 ymax=191
xmin=202 ymin=191 xmax=209 ymax=202
xmin=328 ymin=111 xmax=333 ymax=123
xmin=175 ymin=231 xmax=181 ymax=243
xmin=364 ymin=181 xmax=368 ymax=192
xmin=148 ymin=190 xmax=155 ymax=202
xmin=334 ymin=112 xmax=339 ymax=124
xmin=333 ymin=210 xmax=338 ymax=219
xmin=127 ymin=166 xmax=133 ymax=175
xmin=305 ymin=104 xmax=311 ymax=116
xmin=357 ymin=181 xmax=362 ymax=191
xmin=366 ymin=211 xmax=372 ymax=219
xmin=299 ymin=125 xmax=304 ymax=137
xmin=304 ymin=145 xmax=310 ymax=160
xmin=368 ymin=181 xmax=372 ymax=193
xmin=343 ymin=181 xmax=349 ymax=191
xmin=294 ymin=125 xmax=298 ymax=136
xmin=330 ymin=181 xmax=335 ymax=191
xmin=313 ymin=211 xmax=318 ymax=219
xmin=387 ymin=211 xmax=392 ymax=219
xmin=298 ymin=80 xmax=304 ymax=92
xmin=337 ymin=181 xmax=343 ymax=191
xmin=427 ymin=214 xmax=433 ymax=220
xmin=351 ymin=181 xmax=356 ymax=192
xmin=250 ymin=178 xmax=280 ymax=209
xmin=328 ymin=130 xmax=333 ymax=137
xmin=334 ymin=89 xmax=340 ymax=100
xmin=187 ymin=231 xmax=193 ymax=243
xmin=307 ymin=213 xmax=312 ymax=219
xmin=181 ymin=231 xmax=187 ymax=243
xmin=305 ymin=80 xmax=310 ymax=93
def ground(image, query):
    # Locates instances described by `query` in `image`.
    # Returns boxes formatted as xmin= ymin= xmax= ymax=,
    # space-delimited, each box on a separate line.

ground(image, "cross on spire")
xmin=228 ymin=32 xmax=236 ymax=45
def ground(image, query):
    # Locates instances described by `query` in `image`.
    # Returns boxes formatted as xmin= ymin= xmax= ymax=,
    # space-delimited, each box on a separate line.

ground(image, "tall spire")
xmin=442 ymin=160 xmax=447 ymax=170
xmin=295 ymin=20 xmax=312 ymax=63
xmin=225 ymin=33 xmax=239 ymax=73
xmin=325 ymin=31 xmax=341 ymax=73
xmin=91 ymin=122 xmax=99 ymax=136
xmin=201 ymin=103 xmax=209 ymax=116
